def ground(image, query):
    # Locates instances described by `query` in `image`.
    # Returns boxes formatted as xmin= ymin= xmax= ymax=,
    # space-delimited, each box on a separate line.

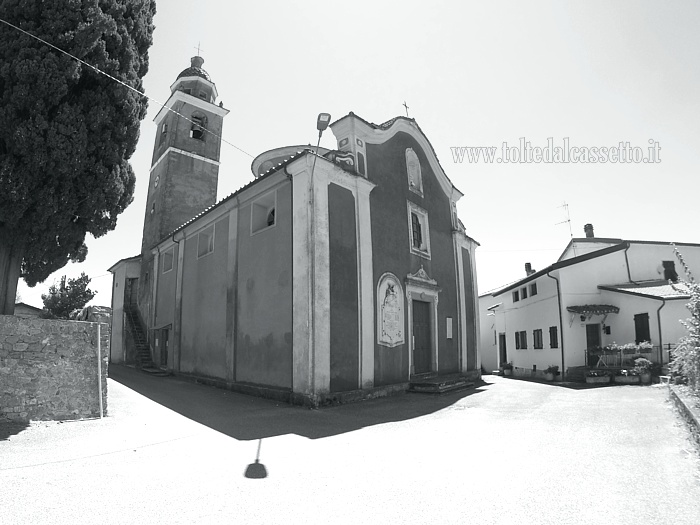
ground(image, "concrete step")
xmin=408 ymin=375 xmax=474 ymax=395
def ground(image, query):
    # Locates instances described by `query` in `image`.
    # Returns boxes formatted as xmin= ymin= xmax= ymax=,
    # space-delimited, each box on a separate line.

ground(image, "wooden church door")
xmin=412 ymin=300 xmax=431 ymax=375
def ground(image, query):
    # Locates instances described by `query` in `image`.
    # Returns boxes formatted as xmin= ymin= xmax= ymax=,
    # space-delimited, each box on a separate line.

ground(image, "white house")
xmin=479 ymin=224 xmax=698 ymax=379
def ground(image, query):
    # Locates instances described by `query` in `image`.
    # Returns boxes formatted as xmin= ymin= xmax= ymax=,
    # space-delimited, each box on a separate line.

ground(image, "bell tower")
xmin=138 ymin=55 xmax=229 ymax=320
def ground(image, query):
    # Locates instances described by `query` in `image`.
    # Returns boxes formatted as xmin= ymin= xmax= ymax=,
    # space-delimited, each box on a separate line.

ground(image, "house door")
xmin=586 ymin=323 xmax=601 ymax=366
xmin=125 ymin=278 xmax=138 ymax=306
xmin=498 ymin=333 xmax=507 ymax=367
xmin=634 ymin=313 xmax=651 ymax=343
xmin=412 ymin=300 xmax=431 ymax=375
xmin=160 ymin=328 xmax=169 ymax=367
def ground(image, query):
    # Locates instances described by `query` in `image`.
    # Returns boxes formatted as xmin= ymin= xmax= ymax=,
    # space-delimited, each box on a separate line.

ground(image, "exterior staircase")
xmin=408 ymin=372 xmax=474 ymax=395
xmin=124 ymin=304 xmax=156 ymax=369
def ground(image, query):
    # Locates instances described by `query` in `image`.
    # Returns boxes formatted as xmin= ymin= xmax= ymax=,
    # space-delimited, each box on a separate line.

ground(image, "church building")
xmin=109 ymin=56 xmax=481 ymax=405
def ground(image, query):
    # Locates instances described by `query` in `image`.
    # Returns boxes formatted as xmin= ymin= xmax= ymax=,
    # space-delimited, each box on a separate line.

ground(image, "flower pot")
xmin=585 ymin=375 xmax=610 ymax=385
xmin=544 ymin=372 xmax=555 ymax=381
xmin=640 ymin=372 xmax=652 ymax=384
xmin=503 ymin=369 xmax=512 ymax=377
xmin=614 ymin=374 xmax=640 ymax=384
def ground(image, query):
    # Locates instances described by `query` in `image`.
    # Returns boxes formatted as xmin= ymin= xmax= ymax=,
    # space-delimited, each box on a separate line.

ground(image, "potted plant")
xmin=543 ymin=365 xmax=559 ymax=381
xmin=502 ymin=362 xmax=513 ymax=377
xmin=634 ymin=357 xmax=653 ymax=384
xmin=614 ymin=368 xmax=640 ymax=384
xmin=585 ymin=369 xmax=611 ymax=385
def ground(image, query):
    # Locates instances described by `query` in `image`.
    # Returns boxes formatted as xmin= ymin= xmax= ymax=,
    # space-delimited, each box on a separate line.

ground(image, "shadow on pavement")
xmin=0 ymin=420 xmax=30 ymax=441
xmin=109 ymin=364 xmax=486 ymax=441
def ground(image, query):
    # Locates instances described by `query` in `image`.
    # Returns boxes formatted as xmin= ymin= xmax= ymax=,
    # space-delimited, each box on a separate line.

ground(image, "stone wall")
xmin=0 ymin=316 xmax=109 ymax=422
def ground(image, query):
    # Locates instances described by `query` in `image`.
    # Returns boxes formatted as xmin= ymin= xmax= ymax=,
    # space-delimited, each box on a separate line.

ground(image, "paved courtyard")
xmin=2 ymin=366 xmax=700 ymax=524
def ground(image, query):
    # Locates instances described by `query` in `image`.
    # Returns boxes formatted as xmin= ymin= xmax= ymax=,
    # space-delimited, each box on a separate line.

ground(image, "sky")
xmin=16 ymin=0 xmax=700 ymax=308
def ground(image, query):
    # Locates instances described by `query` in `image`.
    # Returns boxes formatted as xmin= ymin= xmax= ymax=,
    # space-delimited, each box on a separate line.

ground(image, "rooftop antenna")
xmin=403 ymin=101 xmax=410 ymax=117
xmin=555 ymin=202 xmax=576 ymax=256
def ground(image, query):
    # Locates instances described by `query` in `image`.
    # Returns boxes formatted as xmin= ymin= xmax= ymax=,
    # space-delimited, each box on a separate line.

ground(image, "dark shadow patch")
xmin=109 ymin=364 xmax=485 ymax=441
xmin=0 ymin=420 xmax=30 ymax=441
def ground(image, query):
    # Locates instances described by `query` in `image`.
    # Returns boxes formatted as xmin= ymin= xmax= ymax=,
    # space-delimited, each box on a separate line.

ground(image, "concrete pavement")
xmin=2 ymin=366 xmax=700 ymax=524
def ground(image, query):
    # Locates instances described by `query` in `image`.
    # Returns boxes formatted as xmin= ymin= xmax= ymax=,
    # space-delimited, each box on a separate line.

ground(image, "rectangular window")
xmin=190 ymin=115 xmax=205 ymax=140
xmin=407 ymin=201 xmax=431 ymax=258
xmin=634 ymin=313 xmax=651 ymax=344
xmin=512 ymin=290 xmax=519 ymax=302
xmin=533 ymin=329 xmax=543 ymax=349
xmin=521 ymin=287 xmax=528 ymax=299
xmin=197 ymin=225 xmax=214 ymax=258
xmin=515 ymin=331 xmax=521 ymax=350
xmin=519 ymin=330 xmax=527 ymax=349
xmin=530 ymin=282 xmax=538 ymax=296
xmin=662 ymin=261 xmax=678 ymax=282
xmin=549 ymin=326 xmax=558 ymax=348
xmin=158 ymin=123 xmax=168 ymax=146
xmin=162 ymin=248 xmax=174 ymax=273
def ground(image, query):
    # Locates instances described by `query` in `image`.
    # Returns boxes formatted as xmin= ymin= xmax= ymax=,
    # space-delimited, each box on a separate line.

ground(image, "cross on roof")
xmin=194 ymin=42 xmax=204 ymax=56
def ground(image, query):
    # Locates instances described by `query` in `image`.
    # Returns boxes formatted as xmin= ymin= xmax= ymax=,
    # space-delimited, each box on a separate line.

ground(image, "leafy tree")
xmin=41 ymin=272 xmax=95 ymax=319
xmin=0 ymin=0 xmax=156 ymax=314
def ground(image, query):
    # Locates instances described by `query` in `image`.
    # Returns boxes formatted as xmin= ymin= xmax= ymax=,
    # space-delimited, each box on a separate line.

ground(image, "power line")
xmin=0 ymin=16 xmax=254 ymax=158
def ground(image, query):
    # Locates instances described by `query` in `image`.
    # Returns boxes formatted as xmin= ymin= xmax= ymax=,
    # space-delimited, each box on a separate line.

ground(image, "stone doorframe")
xmin=405 ymin=266 xmax=441 ymax=378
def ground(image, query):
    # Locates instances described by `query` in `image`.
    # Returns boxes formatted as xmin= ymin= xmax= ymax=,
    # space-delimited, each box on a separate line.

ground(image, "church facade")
xmin=109 ymin=57 xmax=481 ymax=404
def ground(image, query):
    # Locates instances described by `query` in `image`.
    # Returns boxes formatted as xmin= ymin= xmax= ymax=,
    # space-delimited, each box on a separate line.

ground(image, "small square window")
xmin=251 ymin=191 xmax=276 ymax=234
xmin=530 ymin=282 xmax=538 ymax=296
xmin=197 ymin=225 xmax=214 ymax=258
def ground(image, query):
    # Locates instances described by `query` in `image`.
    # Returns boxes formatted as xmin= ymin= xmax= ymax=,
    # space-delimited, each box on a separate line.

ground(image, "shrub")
xmin=670 ymin=247 xmax=700 ymax=394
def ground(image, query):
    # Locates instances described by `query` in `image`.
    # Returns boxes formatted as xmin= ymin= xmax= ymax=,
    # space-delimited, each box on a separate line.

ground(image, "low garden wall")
xmin=0 ymin=315 xmax=109 ymax=422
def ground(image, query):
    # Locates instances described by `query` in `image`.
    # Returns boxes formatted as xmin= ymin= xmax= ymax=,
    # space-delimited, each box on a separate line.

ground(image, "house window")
xmin=519 ymin=331 xmax=527 ymax=349
xmin=406 ymin=148 xmax=423 ymax=195
xmin=662 ymin=261 xmax=678 ymax=282
xmin=549 ymin=326 xmax=558 ymax=348
xmin=162 ymin=249 xmax=174 ymax=273
xmin=199 ymin=91 xmax=208 ymax=101
xmin=634 ymin=313 xmax=651 ymax=344
xmin=251 ymin=191 xmax=276 ymax=234
xmin=521 ymin=287 xmax=528 ymax=299
xmin=530 ymin=282 xmax=538 ymax=296
xmin=513 ymin=290 xmax=519 ymax=303
xmin=533 ymin=329 xmax=543 ymax=349
xmin=197 ymin=225 xmax=214 ymax=258
xmin=190 ymin=114 xmax=206 ymax=140
xmin=407 ymin=201 xmax=430 ymax=258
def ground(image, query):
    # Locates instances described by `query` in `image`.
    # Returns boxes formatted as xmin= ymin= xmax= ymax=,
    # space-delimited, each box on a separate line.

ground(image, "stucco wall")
xmin=236 ymin=183 xmax=293 ymax=388
xmin=0 ymin=316 xmax=109 ymax=422
xmin=367 ymin=132 xmax=460 ymax=385
xmin=180 ymin=217 xmax=229 ymax=378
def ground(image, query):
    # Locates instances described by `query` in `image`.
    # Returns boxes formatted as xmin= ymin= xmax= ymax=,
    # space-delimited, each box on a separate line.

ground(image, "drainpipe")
xmin=656 ymin=298 xmax=666 ymax=366
xmin=546 ymin=270 xmax=565 ymax=377
xmin=623 ymin=242 xmax=638 ymax=284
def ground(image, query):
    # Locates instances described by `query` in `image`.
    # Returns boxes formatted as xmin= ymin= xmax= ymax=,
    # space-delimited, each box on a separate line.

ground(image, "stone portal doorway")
xmin=412 ymin=300 xmax=431 ymax=375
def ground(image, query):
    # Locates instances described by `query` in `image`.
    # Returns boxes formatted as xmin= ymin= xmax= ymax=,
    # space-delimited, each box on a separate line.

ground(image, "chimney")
xmin=584 ymin=223 xmax=594 ymax=238
xmin=525 ymin=262 xmax=535 ymax=276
